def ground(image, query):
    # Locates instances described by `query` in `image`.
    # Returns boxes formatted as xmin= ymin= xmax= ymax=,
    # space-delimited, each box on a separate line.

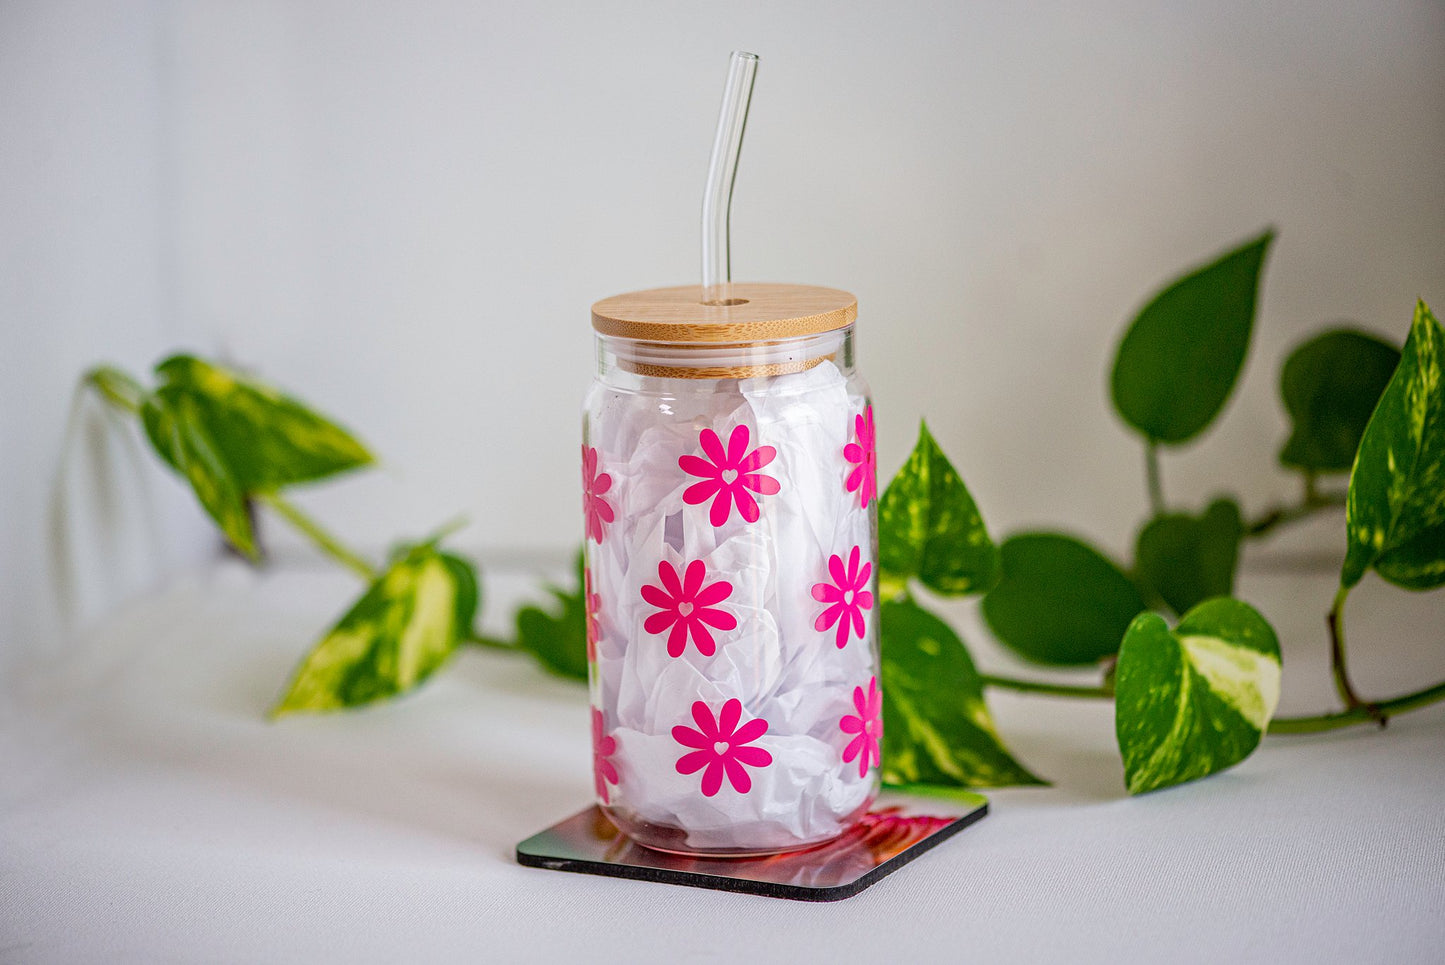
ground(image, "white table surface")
xmin=3 ymin=558 xmax=1443 ymax=963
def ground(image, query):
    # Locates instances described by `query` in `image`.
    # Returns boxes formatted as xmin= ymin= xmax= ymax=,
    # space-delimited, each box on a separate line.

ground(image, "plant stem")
xmin=981 ymin=674 xmax=1113 ymax=699
xmin=257 ymin=491 xmax=377 ymax=582
xmin=1269 ymin=678 xmax=1445 ymax=734
xmin=1144 ymin=441 xmax=1164 ymax=515
xmin=1325 ymin=584 xmax=1382 ymax=722
xmin=464 ymin=632 xmax=517 ymax=651
xmin=84 ymin=366 xmax=146 ymax=414
xmin=1245 ymin=490 xmax=1346 ymax=539
xmin=982 ymin=668 xmax=1445 ymax=730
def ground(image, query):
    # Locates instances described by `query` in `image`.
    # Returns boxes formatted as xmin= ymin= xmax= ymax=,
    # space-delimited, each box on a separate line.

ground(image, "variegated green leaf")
xmin=141 ymin=387 xmax=258 ymax=559
xmin=271 ymin=543 xmax=480 ymax=716
xmin=1134 ymin=498 xmax=1243 ymax=616
xmin=1115 ymin=598 xmax=1281 ymax=795
xmin=981 ymin=533 xmax=1144 ymax=665
xmin=881 ymin=599 xmax=1044 ymax=789
xmin=439 ymin=552 xmax=481 ymax=640
xmin=153 ymin=354 xmax=373 ymax=492
xmin=1111 ymin=231 xmax=1273 ymax=445
xmin=83 ymin=365 xmax=146 ymax=413
xmin=1279 ymin=328 xmax=1400 ymax=473
xmin=877 ymin=421 xmax=999 ymax=599
xmin=1341 ymin=300 xmax=1445 ymax=590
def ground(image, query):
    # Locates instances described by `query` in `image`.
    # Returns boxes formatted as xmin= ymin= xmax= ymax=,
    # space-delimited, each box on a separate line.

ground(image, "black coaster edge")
xmin=516 ymin=798 xmax=988 ymax=903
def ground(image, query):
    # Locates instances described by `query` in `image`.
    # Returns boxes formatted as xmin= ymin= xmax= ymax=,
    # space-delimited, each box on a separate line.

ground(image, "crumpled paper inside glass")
xmin=588 ymin=362 xmax=879 ymax=851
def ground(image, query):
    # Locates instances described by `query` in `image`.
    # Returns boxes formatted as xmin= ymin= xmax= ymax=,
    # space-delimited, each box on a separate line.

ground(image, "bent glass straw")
xmin=701 ymin=51 xmax=759 ymax=306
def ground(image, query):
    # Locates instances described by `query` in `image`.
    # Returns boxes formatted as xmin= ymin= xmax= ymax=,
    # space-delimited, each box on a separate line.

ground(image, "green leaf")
xmin=1134 ymin=499 xmax=1243 ymax=616
xmin=439 ymin=552 xmax=482 ymax=641
xmin=1114 ymin=598 xmax=1281 ymax=795
xmin=877 ymin=421 xmax=1000 ymax=599
xmin=272 ymin=542 xmax=479 ymax=716
xmin=515 ymin=550 xmax=589 ymax=681
xmin=1342 ymin=301 xmax=1445 ymax=590
xmin=1279 ymin=328 xmax=1401 ymax=473
xmin=141 ymin=387 xmax=258 ymax=559
xmin=880 ymin=599 xmax=1044 ymax=788
xmin=881 ymin=784 xmax=992 ymax=809
xmin=152 ymin=354 xmax=373 ymax=492
xmin=1111 ymin=231 xmax=1274 ymax=445
xmin=981 ymin=533 xmax=1145 ymax=665
xmin=84 ymin=365 xmax=146 ymax=413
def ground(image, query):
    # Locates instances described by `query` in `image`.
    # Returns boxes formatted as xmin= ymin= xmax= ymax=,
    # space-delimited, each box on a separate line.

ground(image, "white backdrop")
xmin=4 ymin=0 xmax=1444 ymax=658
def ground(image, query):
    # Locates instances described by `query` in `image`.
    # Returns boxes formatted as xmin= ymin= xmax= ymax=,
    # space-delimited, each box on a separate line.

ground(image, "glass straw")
xmin=701 ymin=51 xmax=759 ymax=306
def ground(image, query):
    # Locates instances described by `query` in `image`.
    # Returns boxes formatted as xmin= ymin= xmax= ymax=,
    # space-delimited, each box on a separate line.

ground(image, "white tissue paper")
xmin=584 ymin=361 xmax=880 ymax=852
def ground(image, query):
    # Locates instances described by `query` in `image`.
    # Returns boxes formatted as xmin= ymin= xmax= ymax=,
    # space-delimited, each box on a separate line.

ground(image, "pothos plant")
xmin=80 ymin=231 xmax=1444 ymax=795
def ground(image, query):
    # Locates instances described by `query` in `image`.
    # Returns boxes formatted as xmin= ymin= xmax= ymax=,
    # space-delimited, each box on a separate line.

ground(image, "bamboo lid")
xmin=591 ymin=283 xmax=857 ymax=344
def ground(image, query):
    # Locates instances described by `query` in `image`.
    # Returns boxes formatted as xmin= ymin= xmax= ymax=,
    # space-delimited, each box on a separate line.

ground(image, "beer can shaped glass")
xmin=582 ymin=283 xmax=881 ymax=856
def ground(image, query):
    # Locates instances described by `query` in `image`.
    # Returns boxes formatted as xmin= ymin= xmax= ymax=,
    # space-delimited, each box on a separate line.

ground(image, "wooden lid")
xmin=591 ymin=282 xmax=857 ymax=343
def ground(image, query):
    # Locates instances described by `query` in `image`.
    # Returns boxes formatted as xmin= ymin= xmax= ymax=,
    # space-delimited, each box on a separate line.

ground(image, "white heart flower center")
xmin=677 ymin=602 xmax=694 ymax=617
xmin=713 ymin=741 xmax=730 ymax=755
xmin=721 ymin=468 xmax=738 ymax=484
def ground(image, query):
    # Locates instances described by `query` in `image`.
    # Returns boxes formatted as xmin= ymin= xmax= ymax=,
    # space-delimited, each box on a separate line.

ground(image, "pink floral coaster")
xmin=516 ymin=791 xmax=987 ymax=902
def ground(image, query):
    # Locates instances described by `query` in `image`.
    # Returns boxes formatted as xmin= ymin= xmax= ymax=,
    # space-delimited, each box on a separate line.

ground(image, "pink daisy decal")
xmin=812 ymin=545 xmax=875 ymax=649
xmin=680 ymin=425 xmax=781 ymax=527
xmin=839 ymin=677 xmax=883 ymax=778
xmin=641 ymin=560 xmax=737 ymax=658
xmin=584 ymin=569 xmax=601 ymax=662
xmin=582 ymin=445 xmax=614 ymax=544
xmin=592 ymin=707 xmax=619 ymax=804
xmin=844 ymin=405 xmax=878 ymax=508
xmin=673 ymin=698 xmax=773 ymax=796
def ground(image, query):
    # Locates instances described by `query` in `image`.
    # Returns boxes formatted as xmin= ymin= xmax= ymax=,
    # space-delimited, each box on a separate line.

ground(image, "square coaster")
xmin=516 ymin=791 xmax=988 ymax=902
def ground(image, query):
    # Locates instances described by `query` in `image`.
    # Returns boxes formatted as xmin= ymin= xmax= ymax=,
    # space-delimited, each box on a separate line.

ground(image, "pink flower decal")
xmin=592 ymin=707 xmax=619 ymax=804
xmin=673 ymin=698 xmax=773 ymax=796
xmin=582 ymin=445 xmax=614 ymax=544
xmin=584 ymin=569 xmax=601 ymax=662
xmin=844 ymin=405 xmax=878 ymax=508
xmin=812 ymin=545 xmax=875 ymax=649
xmin=641 ymin=560 xmax=737 ymax=658
xmin=680 ymin=425 xmax=781 ymax=527
xmin=839 ymin=677 xmax=883 ymax=778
